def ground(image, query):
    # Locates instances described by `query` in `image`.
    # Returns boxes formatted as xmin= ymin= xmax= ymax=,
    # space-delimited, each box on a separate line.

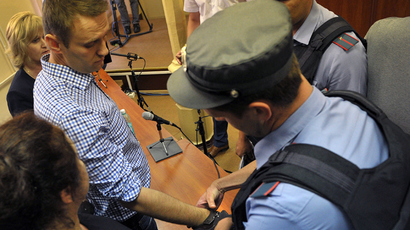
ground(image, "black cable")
xmin=213 ymin=158 xmax=221 ymax=178
xmin=171 ymin=125 xmax=194 ymax=146
xmin=140 ymin=92 xmax=169 ymax=96
xmin=137 ymin=57 xmax=147 ymax=80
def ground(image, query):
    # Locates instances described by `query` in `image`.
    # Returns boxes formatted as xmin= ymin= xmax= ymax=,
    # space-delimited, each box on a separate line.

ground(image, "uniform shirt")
xmin=34 ymin=54 xmax=151 ymax=221
xmin=294 ymin=0 xmax=367 ymax=95
xmin=184 ymin=0 xmax=240 ymax=23
xmin=6 ymin=68 xmax=35 ymax=117
xmin=245 ymin=87 xmax=388 ymax=229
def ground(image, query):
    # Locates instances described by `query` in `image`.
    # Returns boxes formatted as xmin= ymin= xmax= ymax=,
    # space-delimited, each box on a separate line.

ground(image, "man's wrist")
xmin=214 ymin=181 xmax=226 ymax=194
xmin=188 ymin=210 xmax=231 ymax=230
xmin=188 ymin=210 xmax=218 ymax=229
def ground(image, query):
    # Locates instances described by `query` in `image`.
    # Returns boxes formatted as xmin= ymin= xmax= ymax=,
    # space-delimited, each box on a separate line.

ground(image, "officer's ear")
xmin=248 ymin=101 xmax=272 ymax=123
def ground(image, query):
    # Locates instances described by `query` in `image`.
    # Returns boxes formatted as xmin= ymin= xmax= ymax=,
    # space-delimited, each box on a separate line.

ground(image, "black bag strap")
xmin=262 ymin=144 xmax=359 ymax=200
xmin=231 ymin=144 xmax=360 ymax=230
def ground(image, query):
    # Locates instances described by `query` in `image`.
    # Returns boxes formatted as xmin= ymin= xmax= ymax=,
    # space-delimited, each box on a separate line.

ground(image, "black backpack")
xmin=231 ymin=91 xmax=410 ymax=230
xmin=294 ymin=16 xmax=367 ymax=84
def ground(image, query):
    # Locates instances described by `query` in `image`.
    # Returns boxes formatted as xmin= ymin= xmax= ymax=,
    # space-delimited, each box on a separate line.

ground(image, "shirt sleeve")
xmin=244 ymin=183 xmax=353 ymax=229
xmin=314 ymin=32 xmax=368 ymax=96
xmin=184 ymin=0 xmax=199 ymax=12
xmin=61 ymin=109 xmax=149 ymax=203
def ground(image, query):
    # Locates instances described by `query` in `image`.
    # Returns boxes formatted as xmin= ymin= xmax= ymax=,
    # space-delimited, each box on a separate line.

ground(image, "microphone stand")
xmin=195 ymin=110 xmax=222 ymax=177
xmin=156 ymin=123 xmax=169 ymax=155
xmin=196 ymin=109 xmax=211 ymax=158
xmin=147 ymin=121 xmax=182 ymax=162
xmin=109 ymin=52 xmax=149 ymax=110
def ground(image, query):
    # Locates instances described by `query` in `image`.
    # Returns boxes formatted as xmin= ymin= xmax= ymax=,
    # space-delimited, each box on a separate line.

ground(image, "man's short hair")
xmin=213 ymin=54 xmax=302 ymax=117
xmin=6 ymin=11 xmax=43 ymax=68
xmin=42 ymin=0 xmax=108 ymax=48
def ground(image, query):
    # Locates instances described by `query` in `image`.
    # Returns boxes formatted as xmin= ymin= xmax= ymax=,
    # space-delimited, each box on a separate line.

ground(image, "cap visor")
xmin=167 ymin=67 xmax=234 ymax=109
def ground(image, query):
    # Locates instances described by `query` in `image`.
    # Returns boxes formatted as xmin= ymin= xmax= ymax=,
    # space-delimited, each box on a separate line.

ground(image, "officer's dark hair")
xmin=213 ymin=54 xmax=302 ymax=117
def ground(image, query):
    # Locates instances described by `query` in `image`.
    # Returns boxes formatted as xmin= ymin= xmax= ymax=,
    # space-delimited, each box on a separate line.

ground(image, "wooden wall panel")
xmin=317 ymin=0 xmax=373 ymax=37
xmin=317 ymin=0 xmax=410 ymax=37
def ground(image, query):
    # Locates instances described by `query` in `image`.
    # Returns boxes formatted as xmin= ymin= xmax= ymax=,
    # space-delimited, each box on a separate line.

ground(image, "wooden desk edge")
xmin=96 ymin=69 xmax=239 ymax=229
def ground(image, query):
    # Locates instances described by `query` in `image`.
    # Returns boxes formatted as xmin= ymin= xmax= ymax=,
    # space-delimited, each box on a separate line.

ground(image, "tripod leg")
xmin=109 ymin=0 xmax=124 ymax=47
xmin=196 ymin=110 xmax=211 ymax=158
xmin=161 ymin=140 xmax=169 ymax=155
xmin=157 ymin=123 xmax=169 ymax=155
xmin=138 ymin=0 xmax=153 ymax=31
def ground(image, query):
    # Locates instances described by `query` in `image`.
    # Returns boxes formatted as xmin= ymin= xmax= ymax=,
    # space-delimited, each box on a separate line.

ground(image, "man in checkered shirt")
xmin=34 ymin=0 xmax=218 ymax=229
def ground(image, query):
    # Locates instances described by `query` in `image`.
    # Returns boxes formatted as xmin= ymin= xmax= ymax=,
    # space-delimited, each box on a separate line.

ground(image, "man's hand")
xmin=196 ymin=181 xmax=225 ymax=210
xmin=236 ymin=131 xmax=254 ymax=158
xmin=175 ymin=50 xmax=182 ymax=65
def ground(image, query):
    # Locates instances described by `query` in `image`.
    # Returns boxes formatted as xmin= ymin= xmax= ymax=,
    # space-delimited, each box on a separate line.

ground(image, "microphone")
xmin=110 ymin=52 xmax=143 ymax=60
xmin=142 ymin=112 xmax=176 ymax=127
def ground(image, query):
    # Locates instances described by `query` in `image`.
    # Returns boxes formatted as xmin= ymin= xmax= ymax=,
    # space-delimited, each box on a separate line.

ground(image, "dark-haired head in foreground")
xmin=0 ymin=112 xmax=88 ymax=230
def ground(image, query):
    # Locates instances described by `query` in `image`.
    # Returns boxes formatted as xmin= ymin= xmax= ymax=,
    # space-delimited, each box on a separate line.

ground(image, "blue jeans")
xmin=213 ymin=118 xmax=229 ymax=147
xmin=114 ymin=0 xmax=140 ymax=26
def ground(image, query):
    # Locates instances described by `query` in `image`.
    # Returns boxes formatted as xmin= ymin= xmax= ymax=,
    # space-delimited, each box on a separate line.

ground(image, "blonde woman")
xmin=6 ymin=11 xmax=49 ymax=116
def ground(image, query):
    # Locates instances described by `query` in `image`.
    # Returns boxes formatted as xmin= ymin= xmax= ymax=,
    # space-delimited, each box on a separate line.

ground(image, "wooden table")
xmin=95 ymin=69 xmax=238 ymax=229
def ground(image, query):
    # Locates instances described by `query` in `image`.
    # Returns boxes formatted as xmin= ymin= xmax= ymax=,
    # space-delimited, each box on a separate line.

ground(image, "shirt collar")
xmin=254 ymin=87 xmax=326 ymax=168
xmin=293 ymin=0 xmax=320 ymax=46
xmin=40 ymin=54 xmax=94 ymax=91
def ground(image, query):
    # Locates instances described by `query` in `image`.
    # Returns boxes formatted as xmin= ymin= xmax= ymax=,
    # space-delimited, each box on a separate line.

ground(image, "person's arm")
xmin=7 ymin=70 xmax=34 ymax=117
xmin=236 ymin=131 xmax=253 ymax=158
xmin=215 ymin=217 xmax=233 ymax=230
xmin=7 ymin=91 xmax=33 ymax=117
xmin=176 ymin=12 xmax=199 ymax=65
xmin=187 ymin=12 xmax=200 ymax=38
xmin=63 ymin=110 xmax=211 ymax=227
xmin=196 ymin=160 xmax=257 ymax=210
xmin=316 ymin=32 xmax=367 ymax=95
xmin=120 ymin=187 xmax=210 ymax=226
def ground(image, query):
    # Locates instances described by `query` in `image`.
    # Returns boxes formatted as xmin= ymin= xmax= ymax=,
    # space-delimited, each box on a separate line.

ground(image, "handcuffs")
xmin=188 ymin=210 xmax=231 ymax=229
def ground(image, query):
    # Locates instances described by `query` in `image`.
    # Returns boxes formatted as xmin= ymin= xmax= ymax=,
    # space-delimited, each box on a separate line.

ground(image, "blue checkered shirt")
xmin=34 ymin=54 xmax=151 ymax=221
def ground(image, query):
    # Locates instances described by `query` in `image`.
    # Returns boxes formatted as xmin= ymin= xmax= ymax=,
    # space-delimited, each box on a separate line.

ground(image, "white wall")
xmin=0 ymin=0 xmax=37 ymax=123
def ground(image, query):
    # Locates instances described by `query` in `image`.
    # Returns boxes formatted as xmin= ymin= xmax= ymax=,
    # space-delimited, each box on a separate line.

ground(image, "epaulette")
xmin=249 ymin=181 xmax=280 ymax=198
xmin=332 ymin=33 xmax=359 ymax=51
